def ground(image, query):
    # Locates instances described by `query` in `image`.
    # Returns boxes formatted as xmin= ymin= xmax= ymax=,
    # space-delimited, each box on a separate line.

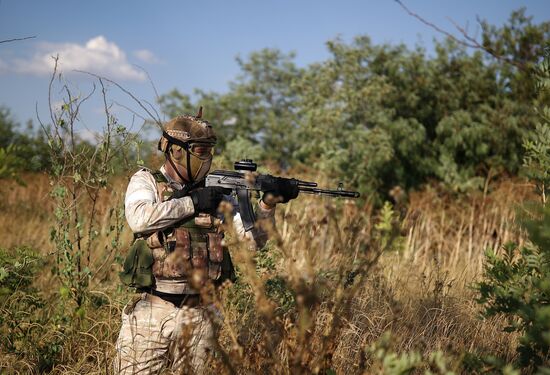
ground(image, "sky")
xmin=0 ymin=0 xmax=549 ymax=140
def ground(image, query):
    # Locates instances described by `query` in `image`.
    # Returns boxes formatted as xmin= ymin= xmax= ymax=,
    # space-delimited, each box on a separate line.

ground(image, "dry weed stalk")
xmin=183 ymin=195 xmax=396 ymax=375
xmin=404 ymin=181 xmax=532 ymax=277
xmin=0 ymin=178 xmax=530 ymax=373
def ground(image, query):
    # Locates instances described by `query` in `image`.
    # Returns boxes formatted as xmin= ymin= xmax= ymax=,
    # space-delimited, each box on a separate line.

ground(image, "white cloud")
xmin=134 ymin=49 xmax=160 ymax=64
xmin=10 ymin=36 xmax=146 ymax=81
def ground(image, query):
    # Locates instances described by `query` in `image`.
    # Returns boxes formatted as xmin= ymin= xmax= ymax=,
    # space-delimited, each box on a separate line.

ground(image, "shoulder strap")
xmin=143 ymin=169 xmax=172 ymax=202
xmin=150 ymin=170 xmax=168 ymax=183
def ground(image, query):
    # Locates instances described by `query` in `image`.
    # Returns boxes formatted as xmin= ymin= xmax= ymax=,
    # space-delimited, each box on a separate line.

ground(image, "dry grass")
xmin=0 ymin=173 xmax=54 ymax=251
xmin=404 ymin=181 xmax=532 ymax=277
xmin=330 ymin=256 xmax=518 ymax=373
xmin=0 ymin=174 xmax=535 ymax=374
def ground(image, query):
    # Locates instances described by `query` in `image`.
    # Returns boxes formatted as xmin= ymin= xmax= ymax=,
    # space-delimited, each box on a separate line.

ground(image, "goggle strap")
xmin=163 ymin=130 xmax=213 ymax=183
xmin=186 ymin=144 xmax=193 ymax=183
xmin=162 ymin=131 xmax=190 ymax=150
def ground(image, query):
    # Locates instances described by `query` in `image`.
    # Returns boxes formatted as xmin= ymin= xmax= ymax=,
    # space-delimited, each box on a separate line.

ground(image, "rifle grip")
xmin=236 ymin=188 xmax=256 ymax=232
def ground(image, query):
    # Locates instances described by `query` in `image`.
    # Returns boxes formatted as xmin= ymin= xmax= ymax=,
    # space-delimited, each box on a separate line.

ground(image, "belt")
xmin=144 ymin=292 xmax=201 ymax=308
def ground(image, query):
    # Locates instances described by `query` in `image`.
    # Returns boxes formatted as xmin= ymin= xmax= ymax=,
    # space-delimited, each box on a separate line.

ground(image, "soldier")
xmin=114 ymin=110 xmax=298 ymax=374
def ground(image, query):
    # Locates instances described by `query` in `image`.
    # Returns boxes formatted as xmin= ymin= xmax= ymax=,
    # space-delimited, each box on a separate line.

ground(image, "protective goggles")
xmin=171 ymin=142 xmax=214 ymax=160
xmin=188 ymin=142 xmax=214 ymax=159
xmin=162 ymin=131 xmax=215 ymax=158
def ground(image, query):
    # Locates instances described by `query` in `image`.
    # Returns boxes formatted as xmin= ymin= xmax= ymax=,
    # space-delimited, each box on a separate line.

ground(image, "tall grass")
xmin=0 ymin=174 xmax=534 ymax=374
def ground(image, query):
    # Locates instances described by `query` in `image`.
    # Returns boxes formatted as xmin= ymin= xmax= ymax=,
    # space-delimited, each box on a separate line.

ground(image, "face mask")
xmin=170 ymin=144 xmax=213 ymax=182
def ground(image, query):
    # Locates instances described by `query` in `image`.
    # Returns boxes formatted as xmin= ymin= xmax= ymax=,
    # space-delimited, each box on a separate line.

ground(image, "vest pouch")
xmin=146 ymin=231 xmax=163 ymax=249
xmin=207 ymin=233 xmax=223 ymax=280
xmin=174 ymin=228 xmax=191 ymax=260
xmin=191 ymin=243 xmax=208 ymax=268
xmin=119 ymin=239 xmax=154 ymax=288
xmin=207 ymin=233 xmax=223 ymax=262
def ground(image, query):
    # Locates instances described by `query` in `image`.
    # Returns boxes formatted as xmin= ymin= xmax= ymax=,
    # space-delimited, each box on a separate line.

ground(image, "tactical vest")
xmin=120 ymin=170 xmax=233 ymax=292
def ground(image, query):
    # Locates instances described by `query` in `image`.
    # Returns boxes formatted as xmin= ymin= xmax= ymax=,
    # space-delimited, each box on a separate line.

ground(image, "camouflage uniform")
xmin=115 ymin=165 xmax=274 ymax=374
xmin=115 ymin=293 xmax=214 ymax=374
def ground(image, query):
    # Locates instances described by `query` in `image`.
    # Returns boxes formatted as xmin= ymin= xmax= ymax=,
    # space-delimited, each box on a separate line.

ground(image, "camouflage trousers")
xmin=114 ymin=293 xmax=215 ymax=374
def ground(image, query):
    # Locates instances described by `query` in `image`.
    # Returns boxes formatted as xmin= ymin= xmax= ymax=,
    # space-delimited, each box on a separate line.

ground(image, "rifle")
xmin=205 ymin=159 xmax=360 ymax=231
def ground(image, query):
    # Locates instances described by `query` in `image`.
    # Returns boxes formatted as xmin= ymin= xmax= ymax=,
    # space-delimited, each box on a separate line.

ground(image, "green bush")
xmin=159 ymin=9 xmax=549 ymax=201
xmin=0 ymin=247 xmax=67 ymax=372
xmin=0 ymin=107 xmax=51 ymax=174
xmin=475 ymin=47 xmax=550 ymax=372
xmin=0 ymin=246 xmax=42 ymax=298
xmin=368 ymin=332 xmax=463 ymax=375
xmin=0 ymin=144 xmax=24 ymax=184
xmin=476 ymin=210 xmax=550 ymax=370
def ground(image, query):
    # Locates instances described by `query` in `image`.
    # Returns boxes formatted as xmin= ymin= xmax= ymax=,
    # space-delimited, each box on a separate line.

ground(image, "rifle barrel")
xmin=296 ymin=179 xmax=318 ymax=187
xmin=299 ymin=186 xmax=360 ymax=198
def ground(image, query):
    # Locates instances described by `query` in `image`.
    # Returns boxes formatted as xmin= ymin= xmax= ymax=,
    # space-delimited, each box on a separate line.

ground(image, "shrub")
xmin=475 ymin=47 xmax=550 ymax=371
xmin=476 ymin=209 xmax=550 ymax=370
xmin=0 ymin=247 xmax=66 ymax=372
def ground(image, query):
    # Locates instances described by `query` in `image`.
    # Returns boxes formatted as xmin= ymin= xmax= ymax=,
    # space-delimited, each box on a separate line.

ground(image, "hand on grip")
xmin=190 ymin=187 xmax=231 ymax=214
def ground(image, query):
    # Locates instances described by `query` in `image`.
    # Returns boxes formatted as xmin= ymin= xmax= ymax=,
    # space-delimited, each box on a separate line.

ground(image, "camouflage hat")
xmin=158 ymin=108 xmax=217 ymax=153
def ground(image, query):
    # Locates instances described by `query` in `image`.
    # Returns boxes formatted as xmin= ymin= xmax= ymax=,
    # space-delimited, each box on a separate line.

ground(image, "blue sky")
xmin=0 ymin=0 xmax=549 ymax=139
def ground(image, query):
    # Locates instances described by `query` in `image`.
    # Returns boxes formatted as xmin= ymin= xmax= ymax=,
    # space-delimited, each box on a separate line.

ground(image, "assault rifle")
xmin=205 ymin=159 xmax=360 ymax=231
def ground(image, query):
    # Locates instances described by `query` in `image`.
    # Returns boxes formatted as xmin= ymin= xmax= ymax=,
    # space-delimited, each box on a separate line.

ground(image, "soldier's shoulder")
xmin=130 ymin=166 xmax=152 ymax=177
xmin=129 ymin=167 xmax=155 ymax=183
xmin=130 ymin=167 xmax=167 ymax=184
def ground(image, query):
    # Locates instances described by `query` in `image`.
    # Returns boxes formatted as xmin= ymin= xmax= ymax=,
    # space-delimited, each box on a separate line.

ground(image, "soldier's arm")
xmin=124 ymin=170 xmax=195 ymax=234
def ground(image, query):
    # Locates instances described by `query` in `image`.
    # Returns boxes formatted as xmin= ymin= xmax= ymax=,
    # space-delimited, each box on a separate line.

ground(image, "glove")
xmin=189 ymin=187 xmax=231 ymax=214
xmin=170 ymin=179 xmax=205 ymax=200
xmin=262 ymin=177 xmax=299 ymax=205
xmin=170 ymin=188 xmax=188 ymax=200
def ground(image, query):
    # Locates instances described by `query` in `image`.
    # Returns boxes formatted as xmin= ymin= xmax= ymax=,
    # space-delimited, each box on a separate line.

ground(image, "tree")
xmin=0 ymin=107 xmax=51 ymax=178
xmin=159 ymin=9 xmax=549 ymax=201
xmin=159 ymin=49 xmax=302 ymax=166
xmin=476 ymin=47 xmax=550 ymax=372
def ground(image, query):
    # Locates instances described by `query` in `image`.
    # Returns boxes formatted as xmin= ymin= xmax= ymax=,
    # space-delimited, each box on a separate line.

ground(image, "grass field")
xmin=0 ymin=172 xmax=536 ymax=374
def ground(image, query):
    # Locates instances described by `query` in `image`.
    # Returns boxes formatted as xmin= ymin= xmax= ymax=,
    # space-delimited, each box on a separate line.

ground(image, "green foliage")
xmin=226 ymin=243 xmax=295 ymax=315
xmin=223 ymin=135 xmax=265 ymax=165
xmin=523 ymin=122 xmax=550 ymax=202
xmin=256 ymin=244 xmax=296 ymax=313
xmin=159 ymin=10 xmax=548 ymax=201
xmin=475 ymin=47 xmax=550 ymax=371
xmin=44 ymin=74 xmax=132 ymax=311
xmin=476 ymin=230 xmax=550 ymax=369
xmin=0 ymin=107 xmax=51 ymax=174
xmin=0 ymin=107 xmax=17 ymax=146
xmin=264 ymin=276 xmax=295 ymax=313
xmin=480 ymin=8 xmax=550 ymax=100
xmin=373 ymin=201 xmax=406 ymax=253
xmin=0 ymin=108 xmax=25 ymax=178
xmin=160 ymin=49 xmax=302 ymax=165
xmin=461 ymin=352 xmax=520 ymax=375
xmin=369 ymin=333 xmax=523 ymax=374
xmin=0 ymin=246 xmax=122 ymax=373
xmin=0 ymin=247 xmax=66 ymax=372
xmin=0 ymin=246 xmax=42 ymax=298
xmin=368 ymin=332 xmax=459 ymax=375
xmin=523 ymin=48 xmax=550 ymax=203
xmin=0 ymin=144 xmax=24 ymax=184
